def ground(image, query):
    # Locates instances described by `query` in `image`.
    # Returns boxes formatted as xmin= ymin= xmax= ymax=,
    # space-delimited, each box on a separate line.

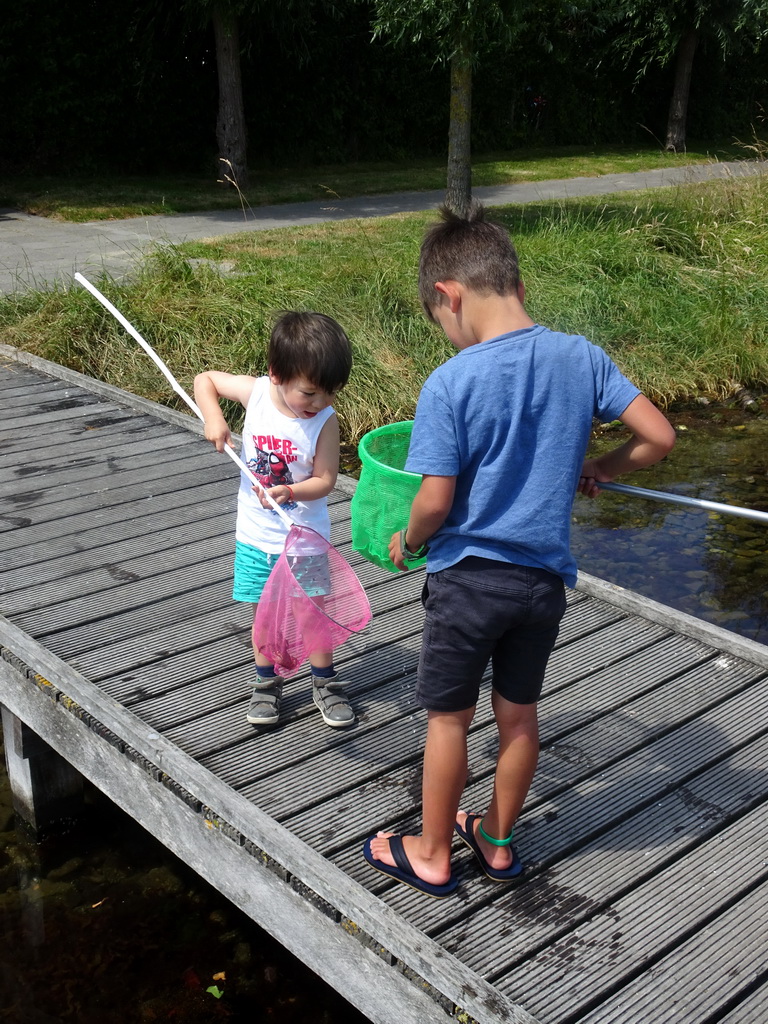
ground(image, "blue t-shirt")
xmin=405 ymin=324 xmax=640 ymax=586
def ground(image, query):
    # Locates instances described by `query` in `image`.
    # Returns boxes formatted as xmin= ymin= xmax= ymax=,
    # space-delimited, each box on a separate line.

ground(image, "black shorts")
xmin=415 ymin=557 xmax=567 ymax=712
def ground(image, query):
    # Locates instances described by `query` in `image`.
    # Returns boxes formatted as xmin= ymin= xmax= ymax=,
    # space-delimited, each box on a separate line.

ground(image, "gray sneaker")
xmin=312 ymin=675 xmax=355 ymax=728
xmin=252 ymin=673 xmax=278 ymax=691
xmin=246 ymin=679 xmax=283 ymax=726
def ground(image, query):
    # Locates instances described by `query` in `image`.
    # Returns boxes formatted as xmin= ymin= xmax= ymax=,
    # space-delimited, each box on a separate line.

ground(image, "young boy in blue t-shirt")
xmin=363 ymin=202 xmax=675 ymax=897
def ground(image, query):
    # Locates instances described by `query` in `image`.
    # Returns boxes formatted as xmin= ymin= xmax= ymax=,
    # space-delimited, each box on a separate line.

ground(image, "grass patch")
xmin=2 ymin=171 xmax=767 ymax=471
xmin=0 ymin=142 xmax=745 ymax=222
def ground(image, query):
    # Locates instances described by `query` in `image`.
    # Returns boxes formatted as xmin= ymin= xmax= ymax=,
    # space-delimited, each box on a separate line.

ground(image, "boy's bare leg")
xmin=251 ymin=607 xmax=338 ymax=671
xmin=292 ymin=595 xmax=334 ymax=672
xmin=252 ymin=603 xmax=274 ymax=672
xmin=308 ymin=650 xmax=333 ymax=669
xmin=457 ymin=693 xmax=538 ymax=872
xmin=421 ymin=708 xmax=475 ymax=853
xmin=370 ymin=707 xmax=474 ymax=885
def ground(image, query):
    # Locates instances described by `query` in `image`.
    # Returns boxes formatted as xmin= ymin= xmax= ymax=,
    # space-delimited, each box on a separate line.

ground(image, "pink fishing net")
xmin=252 ymin=525 xmax=372 ymax=676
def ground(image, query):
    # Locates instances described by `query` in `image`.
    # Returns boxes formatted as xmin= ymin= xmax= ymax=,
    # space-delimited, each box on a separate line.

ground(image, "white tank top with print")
xmin=235 ymin=376 xmax=335 ymax=553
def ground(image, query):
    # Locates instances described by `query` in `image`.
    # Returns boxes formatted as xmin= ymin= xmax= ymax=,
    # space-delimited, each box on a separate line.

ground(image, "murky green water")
xmin=1 ymin=404 xmax=766 ymax=1022
xmin=0 ymin=766 xmax=369 ymax=1023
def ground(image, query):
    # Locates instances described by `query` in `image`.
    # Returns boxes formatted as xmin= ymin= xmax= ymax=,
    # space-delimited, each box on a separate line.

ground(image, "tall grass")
xmin=2 ymin=172 xmax=767 ymax=468
xmin=513 ymin=171 xmax=768 ymax=402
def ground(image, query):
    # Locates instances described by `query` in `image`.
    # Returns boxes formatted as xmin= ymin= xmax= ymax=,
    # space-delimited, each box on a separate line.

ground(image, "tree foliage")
xmin=372 ymin=1 xmax=529 ymax=213
xmin=1 ymin=0 xmax=766 ymax=179
xmin=371 ymin=0 xmax=524 ymax=61
xmin=604 ymin=0 xmax=768 ymax=77
xmin=597 ymin=0 xmax=768 ymax=148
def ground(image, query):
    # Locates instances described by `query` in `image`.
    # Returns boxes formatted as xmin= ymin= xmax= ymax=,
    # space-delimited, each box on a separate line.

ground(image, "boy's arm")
xmin=193 ymin=371 xmax=256 ymax=452
xmin=388 ymin=474 xmax=456 ymax=572
xmin=259 ymin=413 xmax=340 ymax=508
xmin=578 ymin=394 xmax=676 ymax=498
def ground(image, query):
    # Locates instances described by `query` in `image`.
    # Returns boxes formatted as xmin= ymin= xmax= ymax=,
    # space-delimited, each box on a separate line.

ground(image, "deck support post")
xmin=1 ymin=705 xmax=84 ymax=833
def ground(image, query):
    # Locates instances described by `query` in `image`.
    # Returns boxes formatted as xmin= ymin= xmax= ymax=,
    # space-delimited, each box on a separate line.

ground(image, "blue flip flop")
xmin=363 ymin=834 xmax=458 ymax=898
xmin=454 ymin=813 xmax=524 ymax=882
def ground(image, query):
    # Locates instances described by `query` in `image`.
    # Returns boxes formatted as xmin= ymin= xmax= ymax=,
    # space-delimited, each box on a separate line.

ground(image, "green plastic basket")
xmin=351 ymin=421 xmax=425 ymax=572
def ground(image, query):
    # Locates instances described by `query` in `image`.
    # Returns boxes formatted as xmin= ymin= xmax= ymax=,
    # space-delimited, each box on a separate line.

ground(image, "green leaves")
xmin=372 ymin=0 xmax=526 ymax=62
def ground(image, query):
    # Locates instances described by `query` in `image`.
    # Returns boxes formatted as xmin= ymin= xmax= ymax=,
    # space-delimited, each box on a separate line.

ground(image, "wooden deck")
xmin=1 ymin=345 xmax=767 ymax=1024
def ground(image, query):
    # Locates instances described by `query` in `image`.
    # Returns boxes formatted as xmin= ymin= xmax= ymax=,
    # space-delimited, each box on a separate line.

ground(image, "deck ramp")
xmin=1 ymin=347 xmax=766 ymax=1023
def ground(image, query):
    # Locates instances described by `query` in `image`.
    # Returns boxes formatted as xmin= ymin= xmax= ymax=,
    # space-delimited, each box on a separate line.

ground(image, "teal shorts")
xmin=233 ymin=541 xmax=331 ymax=603
xmin=233 ymin=542 xmax=279 ymax=603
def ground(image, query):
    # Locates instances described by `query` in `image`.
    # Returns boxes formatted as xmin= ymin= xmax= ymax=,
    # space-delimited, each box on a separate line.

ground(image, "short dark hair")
xmin=268 ymin=311 xmax=352 ymax=393
xmin=418 ymin=201 xmax=521 ymax=321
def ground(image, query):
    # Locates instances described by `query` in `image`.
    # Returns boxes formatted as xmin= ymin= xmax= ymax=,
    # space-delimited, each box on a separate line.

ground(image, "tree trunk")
xmin=212 ymin=4 xmax=249 ymax=189
xmin=445 ymin=44 xmax=473 ymax=217
xmin=664 ymin=26 xmax=699 ymax=153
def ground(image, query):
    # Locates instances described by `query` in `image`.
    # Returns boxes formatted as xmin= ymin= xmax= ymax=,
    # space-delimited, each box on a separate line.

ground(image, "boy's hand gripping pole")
xmin=74 ymin=272 xmax=293 ymax=529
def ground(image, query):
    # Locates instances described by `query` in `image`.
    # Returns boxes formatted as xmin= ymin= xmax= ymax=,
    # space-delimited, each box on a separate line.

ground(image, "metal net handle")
xmin=599 ymin=480 xmax=768 ymax=525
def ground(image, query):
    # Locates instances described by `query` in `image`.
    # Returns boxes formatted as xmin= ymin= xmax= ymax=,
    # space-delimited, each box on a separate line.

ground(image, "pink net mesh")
xmin=252 ymin=525 xmax=372 ymax=677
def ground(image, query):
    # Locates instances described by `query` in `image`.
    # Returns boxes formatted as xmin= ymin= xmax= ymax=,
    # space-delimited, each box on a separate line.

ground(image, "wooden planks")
xmin=1 ymin=347 xmax=766 ymax=1024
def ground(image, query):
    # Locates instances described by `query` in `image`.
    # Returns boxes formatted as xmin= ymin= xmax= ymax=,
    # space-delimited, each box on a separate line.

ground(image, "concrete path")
xmin=0 ymin=159 xmax=762 ymax=295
